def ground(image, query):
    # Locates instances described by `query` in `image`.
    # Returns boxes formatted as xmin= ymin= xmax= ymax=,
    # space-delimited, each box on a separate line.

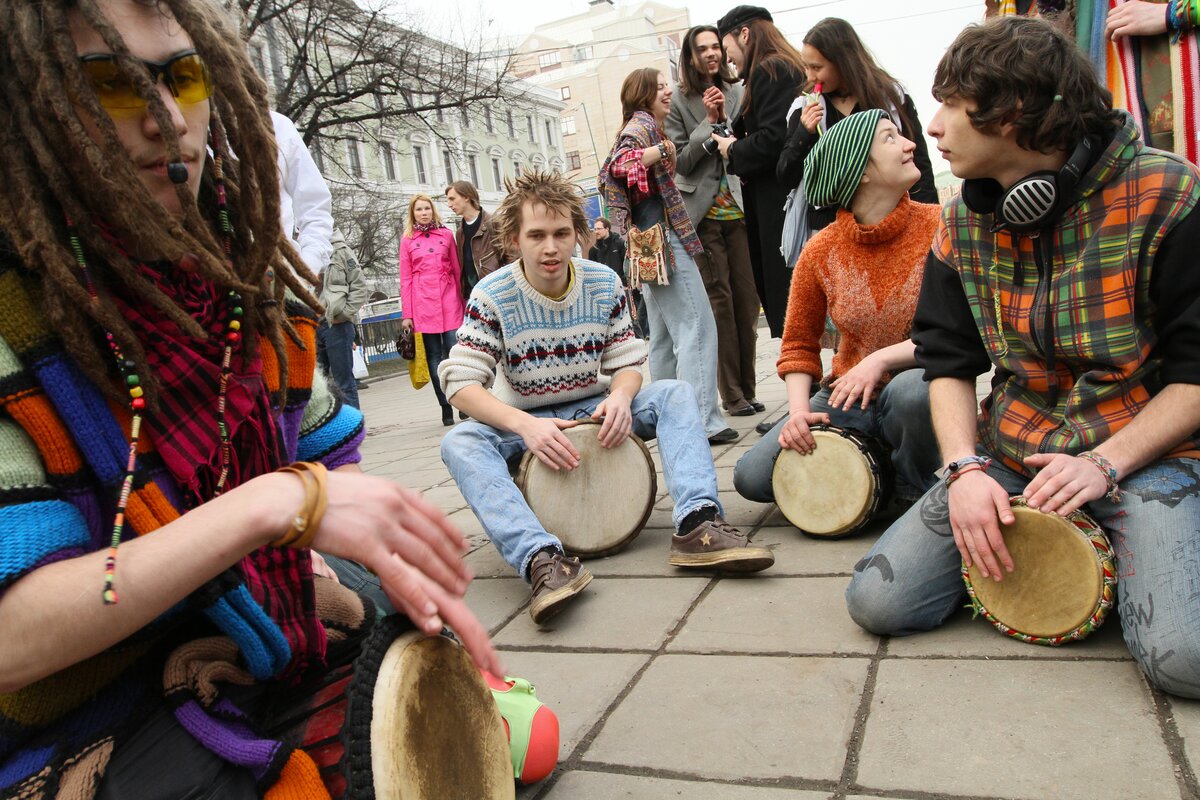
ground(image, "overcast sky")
xmin=411 ymin=0 xmax=986 ymax=178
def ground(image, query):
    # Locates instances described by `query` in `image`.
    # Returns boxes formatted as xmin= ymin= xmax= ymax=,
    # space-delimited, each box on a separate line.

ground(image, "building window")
xmin=526 ymin=115 xmax=535 ymax=144
xmin=544 ymin=119 xmax=554 ymax=146
xmin=512 ymin=159 xmax=523 ymax=177
xmin=346 ymin=138 xmax=363 ymax=178
xmin=436 ymin=106 xmax=445 ymax=124
xmin=573 ymin=45 xmax=593 ymax=62
xmin=334 ymin=72 xmax=348 ymax=95
xmin=491 ymin=158 xmax=503 ymax=190
xmin=560 ymin=116 xmax=577 ymax=136
xmin=413 ymin=146 xmax=428 ymax=184
xmin=251 ymin=46 xmax=268 ymax=79
xmin=568 ymin=151 xmax=581 ymax=170
xmin=468 ymin=155 xmax=480 ymax=187
xmin=485 ymin=107 xmax=494 ymax=133
xmin=506 ymin=110 xmax=515 ymax=138
xmin=381 ymin=142 xmax=396 ymax=181
xmin=442 ymin=148 xmax=454 ymax=182
xmin=460 ymin=106 xmax=470 ymax=129
xmin=538 ymin=51 xmax=561 ymax=69
xmin=559 ymin=86 xmax=571 ymax=100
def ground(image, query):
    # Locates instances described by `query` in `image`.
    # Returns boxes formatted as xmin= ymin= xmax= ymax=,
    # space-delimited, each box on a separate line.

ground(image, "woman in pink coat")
xmin=400 ymin=194 xmax=465 ymax=425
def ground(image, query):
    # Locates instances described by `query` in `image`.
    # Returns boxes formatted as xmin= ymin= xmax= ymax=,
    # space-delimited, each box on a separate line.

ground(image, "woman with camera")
xmin=600 ymin=67 xmax=737 ymax=444
xmin=666 ymin=25 xmax=764 ymax=420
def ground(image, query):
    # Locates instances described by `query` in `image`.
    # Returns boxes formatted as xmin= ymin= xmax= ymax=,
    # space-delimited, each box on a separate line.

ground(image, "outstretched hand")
xmin=948 ymin=471 xmax=1015 ymax=581
xmin=778 ymin=410 xmax=831 ymax=454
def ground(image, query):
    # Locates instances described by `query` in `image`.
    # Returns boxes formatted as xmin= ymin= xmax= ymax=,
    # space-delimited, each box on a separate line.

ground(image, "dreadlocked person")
xmin=0 ymin=1 xmax=503 ymax=797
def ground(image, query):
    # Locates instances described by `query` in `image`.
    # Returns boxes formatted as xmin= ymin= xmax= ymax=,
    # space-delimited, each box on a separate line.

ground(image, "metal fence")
xmin=357 ymin=298 xmax=403 ymax=364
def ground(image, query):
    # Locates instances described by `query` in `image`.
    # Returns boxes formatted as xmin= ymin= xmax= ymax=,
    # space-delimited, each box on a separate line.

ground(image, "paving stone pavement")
xmin=355 ymin=327 xmax=1200 ymax=800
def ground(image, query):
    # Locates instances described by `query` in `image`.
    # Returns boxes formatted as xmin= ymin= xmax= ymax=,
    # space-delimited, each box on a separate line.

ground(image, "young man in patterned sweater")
xmin=440 ymin=170 xmax=773 ymax=624
xmin=844 ymin=17 xmax=1200 ymax=697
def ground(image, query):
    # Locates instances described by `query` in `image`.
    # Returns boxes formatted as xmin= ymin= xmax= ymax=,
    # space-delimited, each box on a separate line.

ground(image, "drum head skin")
xmin=967 ymin=506 xmax=1104 ymax=640
xmin=771 ymin=428 xmax=877 ymax=537
xmin=516 ymin=421 xmax=657 ymax=558
xmin=371 ymin=633 xmax=515 ymax=798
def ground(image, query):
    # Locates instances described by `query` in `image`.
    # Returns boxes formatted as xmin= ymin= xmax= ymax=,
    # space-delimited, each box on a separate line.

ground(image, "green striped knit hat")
xmin=803 ymin=109 xmax=885 ymax=208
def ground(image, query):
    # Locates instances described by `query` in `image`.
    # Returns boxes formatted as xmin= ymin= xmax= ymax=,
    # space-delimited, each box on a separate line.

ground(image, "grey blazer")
xmin=665 ymin=82 xmax=745 ymax=228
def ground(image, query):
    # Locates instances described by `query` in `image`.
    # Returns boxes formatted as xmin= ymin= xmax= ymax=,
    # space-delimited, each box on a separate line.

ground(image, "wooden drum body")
xmin=963 ymin=497 xmax=1117 ymax=646
xmin=770 ymin=425 xmax=886 ymax=538
xmin=515 ymin=420 xmax=657 ymax=558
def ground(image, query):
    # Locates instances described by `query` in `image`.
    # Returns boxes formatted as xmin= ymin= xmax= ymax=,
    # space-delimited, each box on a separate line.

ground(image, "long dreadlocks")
xmin=0 ymin=0 xmax=322 ymax=406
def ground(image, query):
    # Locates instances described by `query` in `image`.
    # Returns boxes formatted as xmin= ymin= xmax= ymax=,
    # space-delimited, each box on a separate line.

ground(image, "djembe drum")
xmin=515 ymin=420 xmax=656 ymax=558
xmin=963 ymin=497 xmax=1117 ymax=646
xmin=770 ymin=425 xmax=887 ymax=538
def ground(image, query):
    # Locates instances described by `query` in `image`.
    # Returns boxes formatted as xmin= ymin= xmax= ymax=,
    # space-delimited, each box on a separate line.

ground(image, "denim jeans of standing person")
xmin=421 ymin=329 xmax=459 ymax=409
xmin=440 ymin=379 xmax=720 ymax=580
xmin=733 ymin=368 xmax=940 ymax=504
xmin=316 ymin=320 xmax=360 ymax=409
xmin=844 ymin=454 xmax=1200 ymax=698
xmin=641 ymin=231 xmax=728 ymax=438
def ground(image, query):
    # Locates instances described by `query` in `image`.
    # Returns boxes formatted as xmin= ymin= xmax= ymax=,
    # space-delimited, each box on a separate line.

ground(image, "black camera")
xmin=702 ymin=123 xmax=732 ymax=155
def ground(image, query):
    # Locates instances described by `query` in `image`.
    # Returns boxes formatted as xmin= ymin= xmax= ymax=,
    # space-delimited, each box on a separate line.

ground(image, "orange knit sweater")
xmin=777 ymin=196 xmax=941 ymax=383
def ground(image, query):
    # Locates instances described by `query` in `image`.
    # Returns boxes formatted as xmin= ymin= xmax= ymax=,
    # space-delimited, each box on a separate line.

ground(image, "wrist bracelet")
xmin=943 ymin=455 xmax=991 ymax=488
xmin=946 ymin=463 xmax=987 ymax=486
xmin=657 ymin=142 xmax=667 ymax=159
xmin=272 ymin=461 xmax=329 ymax=549
xmin=1079 ymin=450 xmax=1122 ymax=503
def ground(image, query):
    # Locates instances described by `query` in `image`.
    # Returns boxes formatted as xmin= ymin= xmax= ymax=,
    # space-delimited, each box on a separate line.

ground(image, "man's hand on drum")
xmin=292 ymin=470 xmax=504 ymax=676
xmin=1022 ymin=453 xmax=1109 ymax=516
xmin=948 ymin=470 xmax=1016 ymax=581
xmin=591 ymin=394 xmax=633 ymax=448
xmin=827 ymin=354 xmax=887 ymax=411
xmin=778 ymin=410 xmax=831 ymax=455
xmin=518 ymin=415 xmax=581 ymax=471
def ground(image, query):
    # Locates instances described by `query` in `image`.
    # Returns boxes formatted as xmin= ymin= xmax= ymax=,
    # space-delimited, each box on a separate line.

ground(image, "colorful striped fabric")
xmin=0 ymin=254 xmax=365 ymax=797
xmin=931 ymin=116 xmax=1200 ymax=473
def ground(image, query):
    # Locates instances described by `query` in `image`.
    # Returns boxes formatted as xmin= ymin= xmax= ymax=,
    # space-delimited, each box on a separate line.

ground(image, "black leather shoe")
xmin=441 ymin=406 xmax=454 ymax=426
xmin=707 ymin=427 xmax=739 ymax=445
xmin=756 ymin=415 xmax=784 ymax=435
xmin=749 ymin=400 xmax=766 ymax=412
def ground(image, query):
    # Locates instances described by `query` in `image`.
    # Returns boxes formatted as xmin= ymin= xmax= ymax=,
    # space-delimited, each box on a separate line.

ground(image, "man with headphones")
xmin=843 ymin=16 xmax=1200 ymax=698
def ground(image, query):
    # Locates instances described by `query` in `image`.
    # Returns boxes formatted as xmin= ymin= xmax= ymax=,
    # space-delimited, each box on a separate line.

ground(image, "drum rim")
xmin=514 ymin=419 xmax=657 ymax=558
xmin=962 ymin=497 xmax=1117 ymax=646
xmin=770 ymin=425 xmax=882 ymax=537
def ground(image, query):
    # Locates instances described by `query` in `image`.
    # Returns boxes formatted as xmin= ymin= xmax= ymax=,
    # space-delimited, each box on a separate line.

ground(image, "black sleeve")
xmin=728 ymin=63 xmax=803 ymax=180
xmin=776 ymin=109 xmax=819 ymax=190
xmin=587 ymin=245 xmax=599 ymax=262
xmin=913 ymin=250 xmax=993 ymax=379
xmin=901 ymin=94 xmax=939 ymax=204
xmin=1150 ymin=204 xmax=1200 ymax=384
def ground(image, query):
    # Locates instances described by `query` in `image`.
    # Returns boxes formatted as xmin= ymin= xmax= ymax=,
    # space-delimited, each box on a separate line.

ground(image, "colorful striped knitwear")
xmin=439 ymin=259 xmax=648 ymax=408
xmin=0 ymin=258 xmax=366 ymax=797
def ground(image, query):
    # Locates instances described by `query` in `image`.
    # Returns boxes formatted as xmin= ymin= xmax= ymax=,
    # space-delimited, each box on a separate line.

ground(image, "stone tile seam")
xmin=527 ymin=577 xmax=724 ymax=799
xmin=1146 ymin=674 xmax=1200 ymax=799
xmin=832 ymin=637 xmax=888 ymax=800
xmin=491 ymin=644 xmax=1131 ymax=663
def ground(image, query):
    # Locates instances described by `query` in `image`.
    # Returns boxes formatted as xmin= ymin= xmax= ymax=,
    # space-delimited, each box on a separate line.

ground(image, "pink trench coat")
xmin=399 ymin=227 xmax=465 ymax=334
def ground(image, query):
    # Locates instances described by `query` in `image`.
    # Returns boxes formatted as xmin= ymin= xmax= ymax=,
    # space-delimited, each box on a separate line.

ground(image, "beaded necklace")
xmin=67 ymin=153 xmax=243 ymax=605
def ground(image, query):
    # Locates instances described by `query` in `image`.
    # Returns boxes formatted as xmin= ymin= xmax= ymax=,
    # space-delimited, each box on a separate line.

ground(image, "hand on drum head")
xmin=779 ymin=410 xmax=831 ymax=455
xmin=519 ymin=416 xmax=582 ymax=471
xmin=827 ymin=357 xmax=886 ymax=411
xmin=1022 ymin=453 xmax=1108 ymax=516
xmin=591 ymin=395 xmax=633 ymax=448
xmin=948 ymin=470 xmax=1016 ymax=581
xmin=306 ymin=472 xmax=504 ymax=675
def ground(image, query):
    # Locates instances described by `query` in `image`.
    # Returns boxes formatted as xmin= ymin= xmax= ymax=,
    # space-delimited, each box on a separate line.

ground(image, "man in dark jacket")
xmin=446 ymin=180 xmax=510 ymax=300
xmin=588 ymin=217 xmax=647 ymax=339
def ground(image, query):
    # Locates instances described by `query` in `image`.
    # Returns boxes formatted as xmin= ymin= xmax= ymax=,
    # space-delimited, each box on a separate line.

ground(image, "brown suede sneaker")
xmin=528 ymin=550 xmax=593 ymax=624
xmin=669 ymin=516 xmax=775 ymax=572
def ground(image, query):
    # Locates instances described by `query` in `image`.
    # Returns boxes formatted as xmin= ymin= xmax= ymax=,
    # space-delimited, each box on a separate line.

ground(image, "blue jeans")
xmin=440 ymin=379 xmax=721 ymax=580
xmin=321 ymin=554 xmax=395 ymax=617
xmin=845 ymin=454 xmax=1200 ymax=698
xmin=422 ymin=329 xmax=458 ymax=409
xmin=642 ymin=233 xmax=728 ymax=438
xmin=733 ymin=369 xmax=940 ymax=504
xmin=316 ymin=320 xmax=359 ymax=409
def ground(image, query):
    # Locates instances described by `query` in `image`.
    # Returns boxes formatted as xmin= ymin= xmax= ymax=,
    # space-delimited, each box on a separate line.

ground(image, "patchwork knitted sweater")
xmin=0 ymin=258 xmax=365 ymax=797
xmin=439 ymin=259 xmax=647 ymax=409
xmin=777 ymin=196 xmax=941 ymax=383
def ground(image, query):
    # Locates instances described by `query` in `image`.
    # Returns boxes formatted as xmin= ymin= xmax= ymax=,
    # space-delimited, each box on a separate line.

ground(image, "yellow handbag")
xmin=409 ymin=332 xmax=430 ymax=390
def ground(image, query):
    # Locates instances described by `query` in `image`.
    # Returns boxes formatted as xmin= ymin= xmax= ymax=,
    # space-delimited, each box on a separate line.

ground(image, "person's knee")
xmin=1123 ymin=608 xmax=1200 ymax=698
xmin=844 ymin=568 xmax=934 ymax=636
xmin=886 ymin=369 xmax=931 ymax=418
xmin=440 ymin=423 xmax=484 ymax=465
xmin=733 ymin=450 xmax=774 ymax=503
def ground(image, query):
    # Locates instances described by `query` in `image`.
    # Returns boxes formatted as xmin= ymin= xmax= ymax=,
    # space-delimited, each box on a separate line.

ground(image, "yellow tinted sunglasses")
xmin=79 ymin=50 xmax=213 ymax=112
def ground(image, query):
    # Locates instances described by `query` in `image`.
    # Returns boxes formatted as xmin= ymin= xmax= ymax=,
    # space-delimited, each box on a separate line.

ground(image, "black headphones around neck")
xmin=960 ymin=137 xmax=1094 ymax=234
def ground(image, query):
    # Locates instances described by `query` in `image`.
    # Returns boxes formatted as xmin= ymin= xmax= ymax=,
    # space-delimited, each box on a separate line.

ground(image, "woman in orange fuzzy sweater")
xmin=734 ymin=109 xmax=943 ymax=507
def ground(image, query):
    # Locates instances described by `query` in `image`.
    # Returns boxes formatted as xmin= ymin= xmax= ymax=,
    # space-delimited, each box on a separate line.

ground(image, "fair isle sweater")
xmin=439 ymin=259 xmax=647 ymax=408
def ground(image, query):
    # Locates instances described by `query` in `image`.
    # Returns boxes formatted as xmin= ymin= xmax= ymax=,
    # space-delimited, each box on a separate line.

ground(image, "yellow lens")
xmin=169 ymin=53 xmax=213 ymax=105
xmin=80 ymin=57 xmax=143 ymax=110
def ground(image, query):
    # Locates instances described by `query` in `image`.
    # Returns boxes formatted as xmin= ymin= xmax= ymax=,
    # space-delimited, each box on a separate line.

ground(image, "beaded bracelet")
xmin=1079 ymin=450 xmax=1122 ymax=503
xmin=272 ymin=462 xmax=329 ymax=549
